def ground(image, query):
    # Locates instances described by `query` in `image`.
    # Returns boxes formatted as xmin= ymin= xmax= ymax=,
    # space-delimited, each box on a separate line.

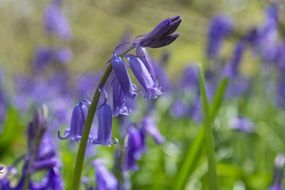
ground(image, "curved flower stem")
xmin=71 ymin=64 xmax=112 ymax=190
xmin=71 ymin=45 xmax=135 ymax=190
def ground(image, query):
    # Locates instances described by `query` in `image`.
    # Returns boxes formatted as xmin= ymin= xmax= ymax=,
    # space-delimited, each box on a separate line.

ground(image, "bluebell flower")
xmin=94 ymin=160 xmax=118 ymax=190
xmin=223 ymin=42 xmax=246 ymax=78
xmin=124 ymin=127 xmax=146 ymax=170
xmin=111 ymin=55 xmax=137 ymax=98
xmin=206 ymin=15 xmax=233 ymax=59
xmin=89 ymin=93 xmax=117 ymax=146
xmin=128 ymin=55 xmax=162 ymax=99
xmin=136 ymin=46 xmax=156 ymax=80
xmin=228 ymin=117 xmax=255 ymax=133
xmin=58 ymin=100 xmax=90 ymax=141
xmin=135 ymin=16 xmax=181 ymax=48
xmin=112 ymin=79 xmax=131 ymax=116
xmin=269 ymin=154 xmax=285 ymax=190
xmin=44 ymin=0 xmax=72 ymax=40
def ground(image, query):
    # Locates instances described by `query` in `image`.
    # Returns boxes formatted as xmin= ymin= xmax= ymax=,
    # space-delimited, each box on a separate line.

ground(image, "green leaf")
xmin=172 ymin=127 xmax=205 ymax=190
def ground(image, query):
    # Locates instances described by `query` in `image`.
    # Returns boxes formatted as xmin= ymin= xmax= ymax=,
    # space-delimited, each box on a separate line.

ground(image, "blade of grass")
xmin=172 ymin=126 xmax=205 ymax=190
xmin=198 ymin=65 xmax=218 ymax=190
xmin=209 ymin=78 xmax=228 ymax=122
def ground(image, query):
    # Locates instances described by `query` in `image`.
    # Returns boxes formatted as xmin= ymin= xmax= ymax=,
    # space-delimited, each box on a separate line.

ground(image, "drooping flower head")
xmin=128 ymin=55 xmax=162 ymax=99
xmin=135 ymin=16 xmax=181 ymax=48
xmin=58 ymin=100 xmax=90 ymax=141
xmin=89 ymin=91 xmax=117 ymax=146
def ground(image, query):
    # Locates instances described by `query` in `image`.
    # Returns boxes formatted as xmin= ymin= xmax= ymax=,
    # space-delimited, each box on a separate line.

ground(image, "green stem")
xmin=71 ymin=64 xmax=112 ymax=190
xmin=198 ymin=65 xmax=218 ymax=190
xmin=71 ymin=45 xmax=135 ymax=190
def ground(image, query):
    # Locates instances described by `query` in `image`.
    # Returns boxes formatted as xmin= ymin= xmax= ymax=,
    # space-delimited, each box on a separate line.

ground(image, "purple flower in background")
xmin=258 ymin=3 xmax=279 ymax=63
xmin=0 ymin=77 xmax=7 ymax=124
xmin=76 ymin=72 xmax=101 ymax=99
xmin=58 ymin=100 xmax=90 ymax=141
xmin=180 ymin=64 xmax=199 ymax=90
xmin=228 ymin=117 xmax=255 ymax=133
xmin=124 ymin=127 xmax=146 ymax=170
xmin=94 ymin=160 xmax=118 ymax=190
xmin=141 ymin=116 xmax=164 ymax=144
xmin=111 ymin=55 xmax=137 ymax=98
xmin=32 ymin=47 xmax=72 ymax=72
xmin=269 ymin=154 xmax=285 ymax=190
xmin=128 ymin=55 xmax=162 ymax=99
xmin=44 ymin=0 xmax=72 ymax=40
xmin=206 ymin=15 xmax=233 ymax=59
xmin=135 ymin=16 xmax=181 ymax=48
xmin=32 ymin=46 xmax=54 ymax=71
xmin=153 ymin=61 xmax=170 ymax=93
xmin=54 ymin=48 xmax=72 ymax=64
xmin=276 ymin=43 xmax=285 ymax=71
xmin=170 ymin=100 xmax=188 ymax=118
xmin=223 ymin=42 xmax=246 ymax=78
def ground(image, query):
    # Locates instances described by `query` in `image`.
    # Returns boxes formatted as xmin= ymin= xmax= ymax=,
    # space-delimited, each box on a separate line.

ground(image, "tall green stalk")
xmin=71 ymin=46 xmax=135 ymax=190
xmin=198 ymin=65 xmax=228 ymax=190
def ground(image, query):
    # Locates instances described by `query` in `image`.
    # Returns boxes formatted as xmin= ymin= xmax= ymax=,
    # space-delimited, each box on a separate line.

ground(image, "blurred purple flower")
xmin=228 ymin=117 xmax=255 ymax=133
xmin=76 ymin=72 xmax=101 ymax=99
xmin=180 ymin=64 xmax=199 ymax=90
xmin=223 ymin=42 xmax=246 ymax=78
xmin=269 ymin=154 xmax=285 ymax=190
xmin=44 ymin=0 xmax=72 ymax=40
xmin=32 ymin=47 xmax=72 ymax=72
xmin=94 ymin=160 xmax=118 ymax=190
xmin=153 ymin=61 xmax=170 ymax=93
xmin=135 ymin=16 xmax=181 ymax=48
xmin=124 ymin=127 xmax=145 ymax=170
xmin=170 ymin=100 xmax=187 ymax=118
xmin=276 ymin=78 xmax=285 ymax=107
xmin=206 ymin=15 xmax=233 ymax=59
xmin=276 ymin=43 xmax=285 ymax=71
xmin=141 ymin=116 xmax=164 ymax=144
